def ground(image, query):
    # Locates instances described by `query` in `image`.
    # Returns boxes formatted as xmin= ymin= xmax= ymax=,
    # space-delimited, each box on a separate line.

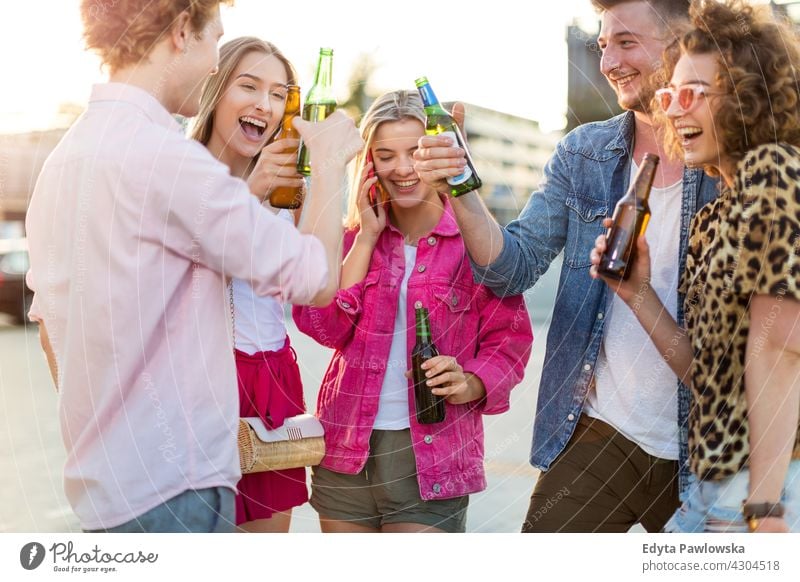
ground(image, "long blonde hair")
xmin=191 ymin=37 xmax=297 ymax=146
xmin=344 ymin=90 xmax=427 ymax=229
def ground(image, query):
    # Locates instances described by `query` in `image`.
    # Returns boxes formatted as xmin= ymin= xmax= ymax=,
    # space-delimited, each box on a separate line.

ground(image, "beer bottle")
xmin=296 ymin=48 xmax=336 ymax=176
xmin=411 ymin=304 xmax=445 ymax=424
xmin=598 ymin=153 xmax=659 ymax=280
xmin=269 ymin=85 xmax=303 ymax=209
xmin=415 ymin=76 xmax=482 ymax=197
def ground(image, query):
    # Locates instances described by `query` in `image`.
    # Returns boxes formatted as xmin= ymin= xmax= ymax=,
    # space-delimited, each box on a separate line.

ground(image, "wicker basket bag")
xmin=238 ymin=413 xmax=325 ymax=474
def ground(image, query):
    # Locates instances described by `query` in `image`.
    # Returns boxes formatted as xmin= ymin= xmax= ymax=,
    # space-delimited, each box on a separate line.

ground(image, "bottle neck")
xmin=632 ymin=160 xmax=658 ymax=202
xmin=417 ymin=82 xmax=439 ymax=108
xmin=417 ymin=82 xmax=448 ymax=116
xmin=308 ymin=53 xmax=334 ymax=103
xmin=282 ymin=88 xmax=300 ymax=122
xmin=415 ymin=308 xmax=431 ymax=342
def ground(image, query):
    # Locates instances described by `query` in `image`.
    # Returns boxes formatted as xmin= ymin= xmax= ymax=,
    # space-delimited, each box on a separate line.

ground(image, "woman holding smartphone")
xmin=294 ymin=90 xmax=533 ymax=532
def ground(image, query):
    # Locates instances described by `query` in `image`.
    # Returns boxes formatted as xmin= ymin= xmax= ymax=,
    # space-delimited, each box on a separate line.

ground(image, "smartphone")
xmin=366 ymin=150 xmax=381 ymax=216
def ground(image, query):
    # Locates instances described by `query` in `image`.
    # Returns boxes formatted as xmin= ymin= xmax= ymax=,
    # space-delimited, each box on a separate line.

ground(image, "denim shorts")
xmin=664 ymin=460 xmax=800 ymax=533
xmin=86 ymin=487 xmax=236 ymax=533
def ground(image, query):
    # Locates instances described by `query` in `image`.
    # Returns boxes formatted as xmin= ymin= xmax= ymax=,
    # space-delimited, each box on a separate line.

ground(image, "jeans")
xmin=664 ymin=461 xmax=800 ymax=532
xmin=86 ymin=487 xmax=236 ymax=533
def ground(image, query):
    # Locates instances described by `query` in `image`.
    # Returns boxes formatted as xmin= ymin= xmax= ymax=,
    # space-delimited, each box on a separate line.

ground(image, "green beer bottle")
xmin=411 ymin=304 xmax=445 ymax=424
xmin=415 ymin=76 xmax=482 ymax=197
xmin=598 ymin=153 xmax=659 ymax=280
xmin=296 ymin=48 xmax=337 ymax=176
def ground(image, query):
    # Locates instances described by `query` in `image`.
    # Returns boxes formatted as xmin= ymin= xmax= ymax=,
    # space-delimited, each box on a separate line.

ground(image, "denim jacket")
xmin=470 ymin=112 xmax=718 ymax=494
xmin=293 ymin=198 xmax=532 ymax=500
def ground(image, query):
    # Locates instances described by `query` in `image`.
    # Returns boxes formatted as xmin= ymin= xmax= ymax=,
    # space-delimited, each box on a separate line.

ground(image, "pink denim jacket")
xmin=293 ymin=199 xmax=533 ymax=500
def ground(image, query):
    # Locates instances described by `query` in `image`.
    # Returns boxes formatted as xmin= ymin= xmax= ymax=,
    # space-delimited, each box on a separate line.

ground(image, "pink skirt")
xmin=235 ymin=337 xmax=309 ymax=524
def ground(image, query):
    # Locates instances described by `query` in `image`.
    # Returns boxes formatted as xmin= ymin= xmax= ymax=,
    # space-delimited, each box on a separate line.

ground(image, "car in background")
xmin=0 ymin=238 xmax=33 ymax=325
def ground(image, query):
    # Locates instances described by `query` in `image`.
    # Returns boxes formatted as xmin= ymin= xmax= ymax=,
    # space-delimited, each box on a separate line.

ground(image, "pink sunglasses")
xmin=655 ymin=84 xmax=723 ymax=112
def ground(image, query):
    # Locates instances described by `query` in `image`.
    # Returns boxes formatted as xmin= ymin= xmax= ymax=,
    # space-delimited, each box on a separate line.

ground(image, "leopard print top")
xmin=681 ymin=143 xmax=800 ymax=481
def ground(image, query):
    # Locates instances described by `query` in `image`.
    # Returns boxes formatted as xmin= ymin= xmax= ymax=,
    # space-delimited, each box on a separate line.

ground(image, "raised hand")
xmin=413 ymin=102 xmax=469 ymax=194
xmin=294 ymin=110 xmax=363 ymax=171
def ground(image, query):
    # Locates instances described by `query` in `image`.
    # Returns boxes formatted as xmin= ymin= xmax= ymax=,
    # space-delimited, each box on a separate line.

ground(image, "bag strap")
xmin=228 ymin=279 xmax=236 ymax=352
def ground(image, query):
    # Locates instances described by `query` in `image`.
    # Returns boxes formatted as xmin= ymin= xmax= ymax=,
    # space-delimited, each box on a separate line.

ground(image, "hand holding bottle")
xmin=413 ymin=102 xmax=470 ymax=195
xmin=589 ymin=218 xmax=654 ymax=308
xmin=293 ymin=110 xmax=363 ymax=172
xmin=406 ymin=354 xmax=486 ymax=405
xmin=246 ymin=138 xmax=305 ymax=200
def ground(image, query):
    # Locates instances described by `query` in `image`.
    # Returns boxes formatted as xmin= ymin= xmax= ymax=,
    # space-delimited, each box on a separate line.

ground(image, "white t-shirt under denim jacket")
xmin=585 ymin=163 xmax=683 ymax=461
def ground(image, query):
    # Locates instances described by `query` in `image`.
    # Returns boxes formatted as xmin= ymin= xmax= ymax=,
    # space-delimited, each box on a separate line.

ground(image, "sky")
xmin=0 ymin=0 xmax=604 ymax=134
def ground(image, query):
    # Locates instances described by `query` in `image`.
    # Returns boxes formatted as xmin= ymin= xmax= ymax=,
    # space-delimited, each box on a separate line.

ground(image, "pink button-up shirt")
xmin=25 ymin=83 xmax=328 ymax=530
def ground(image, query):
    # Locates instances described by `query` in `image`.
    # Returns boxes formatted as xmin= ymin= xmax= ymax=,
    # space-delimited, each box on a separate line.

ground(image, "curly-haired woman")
xmin=590 ymin=0 xmax=800 ymax=533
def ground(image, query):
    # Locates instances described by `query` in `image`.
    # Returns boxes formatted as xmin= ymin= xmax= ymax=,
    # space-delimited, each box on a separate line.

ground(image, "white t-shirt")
xmin=373 ymin=244 xmax=417 ymax=430
xmin=231 ymin=208 xmax=293 ymax=354
xmin=585 ymin=163 xmax=682 ymax=460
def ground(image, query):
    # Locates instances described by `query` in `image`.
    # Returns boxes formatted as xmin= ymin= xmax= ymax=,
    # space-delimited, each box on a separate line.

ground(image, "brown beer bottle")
xmin=598 ymin=153 xmax=659 ymax=280
xmin=411 ymin=304 xmax=445 ymax=424
xmin=269 ymin=85 xmax=303 ymax=209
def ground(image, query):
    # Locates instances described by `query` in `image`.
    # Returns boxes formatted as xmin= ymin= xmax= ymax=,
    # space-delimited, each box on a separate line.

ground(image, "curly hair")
xmin=80 ymin=0 xmax=234 ymax=72
xmin=660 ymin=0 xmax=800 ymax=172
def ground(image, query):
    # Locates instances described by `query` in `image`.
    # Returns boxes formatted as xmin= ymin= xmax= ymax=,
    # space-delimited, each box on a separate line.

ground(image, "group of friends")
xmin=24 ymin=0 xmax=799 ymax=533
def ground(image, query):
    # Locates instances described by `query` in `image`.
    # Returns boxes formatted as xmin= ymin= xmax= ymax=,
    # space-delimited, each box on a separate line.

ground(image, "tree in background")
xmin=339 ymin=53 xmax=377 ymax=124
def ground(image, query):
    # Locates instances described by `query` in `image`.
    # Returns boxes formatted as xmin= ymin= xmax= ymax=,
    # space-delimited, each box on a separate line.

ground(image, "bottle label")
xmin=418 ymin=82 xmax=437 ymax=108
xmin=440 ymin=131 xmax=473 ymax=186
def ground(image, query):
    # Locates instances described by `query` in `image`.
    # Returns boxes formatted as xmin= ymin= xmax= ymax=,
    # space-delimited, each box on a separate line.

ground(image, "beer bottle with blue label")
xmin=415 ymin=76 xmax=482 ymax=197
xmin=296 ymin=48 xmax=336 ymax=176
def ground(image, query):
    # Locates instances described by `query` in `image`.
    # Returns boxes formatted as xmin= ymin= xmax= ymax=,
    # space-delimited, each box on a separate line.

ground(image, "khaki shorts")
xmin=310 ymin=429 xmax=469 ymax=532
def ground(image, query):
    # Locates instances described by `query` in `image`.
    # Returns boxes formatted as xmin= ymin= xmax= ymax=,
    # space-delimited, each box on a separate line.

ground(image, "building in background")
xmin=452 ymin=102 xmax=560 ymax=225
xmin=566 ymin=23 xmax=621 ymax=132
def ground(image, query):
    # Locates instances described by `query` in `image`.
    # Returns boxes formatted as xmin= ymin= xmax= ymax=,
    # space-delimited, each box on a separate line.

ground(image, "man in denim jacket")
xmin=414 ymin=0 xmax=718 ymax=532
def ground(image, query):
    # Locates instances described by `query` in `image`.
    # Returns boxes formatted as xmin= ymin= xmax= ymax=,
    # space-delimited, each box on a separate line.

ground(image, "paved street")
xmin=0 ymin=277 xmax=560 ymax=533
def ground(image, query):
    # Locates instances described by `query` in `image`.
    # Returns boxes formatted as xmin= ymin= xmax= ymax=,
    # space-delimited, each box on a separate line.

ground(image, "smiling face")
xmin=664 ymin=52 xmax=728 ymax=173
xmin=207 ymin=50 xmax=289 ymax=161
xmin=598 ymin=1 xmax=672 ymax=113
xmin=371 ymin=118 xmax=439 ymax=211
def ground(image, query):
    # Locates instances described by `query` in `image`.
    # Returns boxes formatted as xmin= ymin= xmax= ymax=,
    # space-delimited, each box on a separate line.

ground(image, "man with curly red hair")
xmin=25 ymin=0 xmax=362 ymax=532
